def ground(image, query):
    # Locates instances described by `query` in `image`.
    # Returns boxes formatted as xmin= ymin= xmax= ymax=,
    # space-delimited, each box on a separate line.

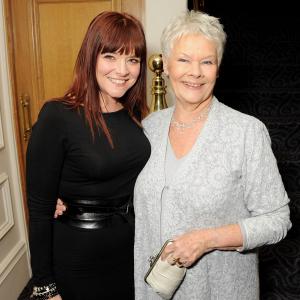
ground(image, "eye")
xmin=178 ymin=58 xmax=189 ymax=63
xmin=102 ymin=54 xmax=116 ymax=60
xmin=201 ymin=59 xmax=216 ymax=65
xmin=128 ymin=57 xmax=141 ymax=64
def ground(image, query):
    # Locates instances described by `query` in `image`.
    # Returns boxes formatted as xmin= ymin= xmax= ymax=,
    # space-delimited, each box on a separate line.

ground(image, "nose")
xmin=190 ymin=62 xmax=203 ymax=77
xmin=116 ymin=59 xmax=129 ymax=76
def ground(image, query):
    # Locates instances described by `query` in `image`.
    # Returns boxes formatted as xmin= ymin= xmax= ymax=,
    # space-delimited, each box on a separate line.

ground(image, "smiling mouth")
xmin=108 ymin=77 xmax=128 ymax=84
xmin=182 ymin=81 xmax=204 ymax=88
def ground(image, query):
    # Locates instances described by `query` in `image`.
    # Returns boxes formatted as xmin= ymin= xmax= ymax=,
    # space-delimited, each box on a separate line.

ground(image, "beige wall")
xmin=144 ymin=0 xmax=187 ymax=106
xmin=0 ymin=1 xmax=31 ymax=299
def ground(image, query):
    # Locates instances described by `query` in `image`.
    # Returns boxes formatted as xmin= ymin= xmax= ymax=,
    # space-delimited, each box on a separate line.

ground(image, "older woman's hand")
xmin=161 ymin=224 xmax=243 ymax=268
xmin=161 ymin=229 xmax=211 ymax=268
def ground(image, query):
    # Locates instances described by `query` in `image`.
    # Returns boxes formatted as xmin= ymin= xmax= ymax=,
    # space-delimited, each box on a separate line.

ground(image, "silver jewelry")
xmin=30 ymin=283 xmax=58 ymax=300
xmin=170 ymin=103 xmax=211 ymax=131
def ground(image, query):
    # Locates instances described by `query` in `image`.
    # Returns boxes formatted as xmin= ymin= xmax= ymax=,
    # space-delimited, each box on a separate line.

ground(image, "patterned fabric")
xmin=134 ymin=97 xmax=291 ymax=300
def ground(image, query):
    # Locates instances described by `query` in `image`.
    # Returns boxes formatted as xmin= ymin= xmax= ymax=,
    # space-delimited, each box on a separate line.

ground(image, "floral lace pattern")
xmin=134 ymin=97 xmax=291 ymax=300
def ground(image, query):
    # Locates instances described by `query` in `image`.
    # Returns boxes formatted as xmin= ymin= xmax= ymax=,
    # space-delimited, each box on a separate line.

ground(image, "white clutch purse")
xmin=144 ymin=240 xmax=187 ymax=299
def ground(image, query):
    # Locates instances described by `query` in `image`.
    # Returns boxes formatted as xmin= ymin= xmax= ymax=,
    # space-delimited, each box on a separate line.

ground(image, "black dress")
xmin=26 ymin=101 xmax=151 ymax=300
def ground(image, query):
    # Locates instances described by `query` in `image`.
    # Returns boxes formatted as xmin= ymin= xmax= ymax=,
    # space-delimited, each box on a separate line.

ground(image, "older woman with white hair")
xmin=134 ymin=10 xmax=291 ymax=299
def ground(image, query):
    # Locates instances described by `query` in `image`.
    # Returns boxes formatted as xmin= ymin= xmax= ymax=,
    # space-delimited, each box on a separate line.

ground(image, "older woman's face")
xmin=164 ymin=34 xmax=218 ymax=108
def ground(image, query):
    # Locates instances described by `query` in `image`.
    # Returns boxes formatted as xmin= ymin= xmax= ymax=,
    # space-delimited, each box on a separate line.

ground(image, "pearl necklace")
xmin=170 ymin=103 xmax=211 ymax=131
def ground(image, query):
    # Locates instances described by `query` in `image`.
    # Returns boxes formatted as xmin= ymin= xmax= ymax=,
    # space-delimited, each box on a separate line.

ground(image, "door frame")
xmin=0 ymin=0 xmax=31 ymax=297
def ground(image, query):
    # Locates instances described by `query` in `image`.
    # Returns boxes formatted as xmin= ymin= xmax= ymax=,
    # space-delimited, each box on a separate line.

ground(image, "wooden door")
xmin=4 ymin=0 xmax=144 ymax=221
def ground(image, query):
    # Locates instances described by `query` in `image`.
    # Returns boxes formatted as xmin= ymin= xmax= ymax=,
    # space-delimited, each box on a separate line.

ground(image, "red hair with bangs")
xmin=61 ymin=11 xmax=148 ymax=146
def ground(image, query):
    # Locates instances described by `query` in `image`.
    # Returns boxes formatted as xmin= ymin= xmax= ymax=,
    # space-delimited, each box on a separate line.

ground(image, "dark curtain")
xmin=188 ymin=1 xmax=300 ymax=299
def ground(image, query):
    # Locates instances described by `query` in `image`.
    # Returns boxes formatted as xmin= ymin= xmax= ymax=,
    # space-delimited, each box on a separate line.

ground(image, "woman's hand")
xmin=161 ymin=224 xmax=243 ymax=268
xmin=49 ymin=295 xmax=62 ymax=300
xmin=54 ymin=199 xmax=67 ymax=218
xmin=47 ymin=295 xmax=62 ymax=300
xmin=161 ymin=229 xmax=210 ymax=268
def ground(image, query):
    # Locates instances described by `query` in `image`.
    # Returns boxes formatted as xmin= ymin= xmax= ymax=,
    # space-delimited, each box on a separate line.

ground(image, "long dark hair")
xmin=60 ymin=11 xmax=148 ymax=146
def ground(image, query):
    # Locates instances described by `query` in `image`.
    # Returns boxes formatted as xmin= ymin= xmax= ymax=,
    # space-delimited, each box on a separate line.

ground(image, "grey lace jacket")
xmin=134 ymin=97 xmax=291 ymax=300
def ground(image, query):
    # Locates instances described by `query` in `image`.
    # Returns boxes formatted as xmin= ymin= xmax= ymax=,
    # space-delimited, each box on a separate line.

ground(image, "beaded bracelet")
xmin=30 ymin=283 xmax=58 ymax=300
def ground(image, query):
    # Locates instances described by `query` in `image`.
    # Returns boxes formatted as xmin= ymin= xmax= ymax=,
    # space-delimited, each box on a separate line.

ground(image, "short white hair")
xmin=161 ymin=10 xmax=227 ymax=66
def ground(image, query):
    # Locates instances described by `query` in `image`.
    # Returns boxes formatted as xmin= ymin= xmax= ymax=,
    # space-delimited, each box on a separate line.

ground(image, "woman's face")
xmin=96 ymin=51 xmax=141 ymax=102
xmin=164 ymin=34 xmax=218 ymax=108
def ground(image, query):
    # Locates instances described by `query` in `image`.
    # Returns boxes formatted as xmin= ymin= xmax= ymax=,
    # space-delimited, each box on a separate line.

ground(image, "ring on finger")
xmin=175 ymin=257 xmax=184 ymax=265
xmin=171 ymin=256 xmax=177 ymax=263
xmin=178 ymin=260 xmax=188 ymax=267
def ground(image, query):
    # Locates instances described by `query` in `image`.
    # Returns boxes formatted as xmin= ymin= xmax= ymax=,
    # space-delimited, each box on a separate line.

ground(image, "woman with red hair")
xmin=26 ymin=11 xmax=150 ymax=300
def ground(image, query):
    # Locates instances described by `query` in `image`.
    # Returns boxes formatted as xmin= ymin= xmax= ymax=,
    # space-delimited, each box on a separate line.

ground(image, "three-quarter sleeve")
xmin=26 ymin=101 xmax=67 ymax=285
xmin=239 ymin=120 xmax=292 ymax=251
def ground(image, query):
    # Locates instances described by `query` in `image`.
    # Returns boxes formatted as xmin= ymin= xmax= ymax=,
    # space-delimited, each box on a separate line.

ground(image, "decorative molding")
xmin=0 ymin=173 xmax=14 ymax=240
xmin=0 ymin=0 xmax=31 ymax=288
xmin=0 ymin=240 xmax=27 ymax=285
xmin=0 ymin=110 xmax=4 ymax=149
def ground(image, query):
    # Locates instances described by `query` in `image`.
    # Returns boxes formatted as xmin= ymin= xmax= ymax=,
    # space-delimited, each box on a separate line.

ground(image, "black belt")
xmin=58 ymin=197 xmax=134 ymax=229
